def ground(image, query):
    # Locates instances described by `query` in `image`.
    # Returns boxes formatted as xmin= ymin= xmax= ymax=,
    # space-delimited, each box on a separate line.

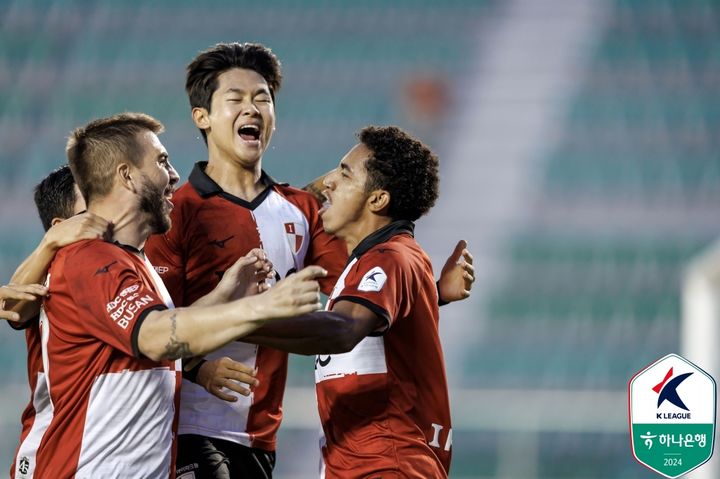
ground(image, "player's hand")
xmin=214 ymin=249 xmax=274 ymax=303
xmin=255 ymin=265 xmax=326 ymax=319
xmin=44 ymin=212 xmax=113 ymax=250
xmin=196 ymin=356 xmax=259 ymax=402
xmin=0 ymin=284 xmax=48 ymax=321
xmin=437 ymin=240 xmax=474 ymax=303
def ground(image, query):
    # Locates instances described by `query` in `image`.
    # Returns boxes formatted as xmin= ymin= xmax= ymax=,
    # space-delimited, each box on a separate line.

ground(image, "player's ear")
xmin=50 ymin=217 xmax=64 ymax=227
xmin=368 ymin=189 xmax=390 ymax=214
xmin=192 ymin=107 xmax=210 ymax=130
xmin=117 ymin=163 xmax=136 ymax=193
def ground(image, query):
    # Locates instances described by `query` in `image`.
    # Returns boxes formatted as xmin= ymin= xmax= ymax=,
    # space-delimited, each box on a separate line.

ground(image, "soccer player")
xmin=32 ymin=112 xmax=325 ymax=478
xmin=315 ymin=126 xmax=453 ymax=477
xmin=5 ymin=165 xmax=111 ymax=479
xmin=144 ymin=42 xmax=473 ymax=478
xmin=266 ymin=126 xmax=452 ymax=477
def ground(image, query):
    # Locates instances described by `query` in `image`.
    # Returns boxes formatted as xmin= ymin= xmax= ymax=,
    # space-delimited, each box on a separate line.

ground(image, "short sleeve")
xmin=333 ymin=248 xmax=410 ymax=332
xmin=65 ymin=245 xmax=167 ymax=357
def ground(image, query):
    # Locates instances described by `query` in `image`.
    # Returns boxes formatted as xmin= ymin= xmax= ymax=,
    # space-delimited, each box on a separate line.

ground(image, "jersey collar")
xmin=189 ymin=161 xmax=283 ymax=210
xmin=349 ymin=220 xmax=415 ymax=263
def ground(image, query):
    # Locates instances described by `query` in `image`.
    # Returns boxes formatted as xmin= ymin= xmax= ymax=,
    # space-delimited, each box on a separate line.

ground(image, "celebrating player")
xmin=6 ymin=165 xmax=111 ymax=478
xmin=30 ymin=113 xmax=325 ymax=478
xmin=145 ymin=42 xmax=473 ymax=478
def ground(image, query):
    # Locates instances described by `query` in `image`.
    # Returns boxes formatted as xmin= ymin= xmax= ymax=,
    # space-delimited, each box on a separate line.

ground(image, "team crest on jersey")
xmin=358 ymin=266 xmax=387 ymax=292
xmin=284 ymin=222 xmax=304 ymax=254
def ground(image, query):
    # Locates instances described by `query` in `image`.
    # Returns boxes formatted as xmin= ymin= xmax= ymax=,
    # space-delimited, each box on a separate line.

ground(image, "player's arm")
xmin=437 ymin=239 xmax=475 ymax=304
xmin=5 ymin=212 xmax=110 ymax=323
xmin=302 ymin=171 xmax=328 ymax=204
xmin=137 ymin=266 xmax=326 ymax=361
xmin=241 ymin=299 xmax=384 ymax=355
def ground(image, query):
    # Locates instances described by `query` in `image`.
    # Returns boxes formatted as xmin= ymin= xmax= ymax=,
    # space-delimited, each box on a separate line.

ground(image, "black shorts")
xmin=176 ymin=434 xmax=276 ymax=479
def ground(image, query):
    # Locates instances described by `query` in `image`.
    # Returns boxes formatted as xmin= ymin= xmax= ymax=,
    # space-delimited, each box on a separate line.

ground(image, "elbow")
xmin=330 ymin=322 xmax=366 ymax=354
xmin=137 ymin=340 xmax=168 ymax=362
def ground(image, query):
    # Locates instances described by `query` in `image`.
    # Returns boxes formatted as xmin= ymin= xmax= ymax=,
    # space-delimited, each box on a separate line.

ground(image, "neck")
xmin=341 ymin=216 xmax=392 ymax=255
xmin=206 ymin=147 xmax=265 ymax=201
xmin=88 ymin=194 xmax=150 ymax=250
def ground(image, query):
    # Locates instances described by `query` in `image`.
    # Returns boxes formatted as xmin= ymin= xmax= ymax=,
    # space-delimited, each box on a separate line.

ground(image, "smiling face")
xmin=134 ymin=130 xmax=179 ymax=234
xmin=197 ymin=68 xmax=276 ymax=168
xmin=320 ymin=143 xmax=375 ymax=242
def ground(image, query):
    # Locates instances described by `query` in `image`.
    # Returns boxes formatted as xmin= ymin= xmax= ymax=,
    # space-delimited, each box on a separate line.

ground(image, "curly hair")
xmin=186 ymin=42 xmax=282 ymax=142
xmin=359 ymin=126 xmax=439 ymax=221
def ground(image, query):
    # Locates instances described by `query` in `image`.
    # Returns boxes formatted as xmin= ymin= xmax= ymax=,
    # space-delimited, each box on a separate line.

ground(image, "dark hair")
xmin=186 ymin=42 xmax=282 ymax=142
xmin=359 ymin=126 xmax=439 ymax=221
xmin=34 ymin=165 xmax=78 ymax=232
xmin=66 ymin=112 xmax=164 ymax=204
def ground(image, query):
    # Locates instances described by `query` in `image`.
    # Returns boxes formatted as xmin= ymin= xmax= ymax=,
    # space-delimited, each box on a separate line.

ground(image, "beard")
xmin=139 ymin=178 xmax=171 ymax=235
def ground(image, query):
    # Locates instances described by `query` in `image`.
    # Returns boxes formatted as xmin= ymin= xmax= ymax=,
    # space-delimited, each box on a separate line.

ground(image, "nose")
xmin=242 ymin=99 xmax=260 ymax=117
xmin=168 ymin=162 xmax=180 ymax=188
xmin=322 ymin=171 xmax=335 ymax=190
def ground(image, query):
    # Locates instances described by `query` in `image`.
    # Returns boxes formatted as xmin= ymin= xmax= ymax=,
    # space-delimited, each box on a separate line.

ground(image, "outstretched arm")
xmin=137 ymin=266 xmax=326 ymax=361
xmin=242 ymin=298 xmax=384 ymax=355
xmin=6 ymin=212 xmax=111 ymax=323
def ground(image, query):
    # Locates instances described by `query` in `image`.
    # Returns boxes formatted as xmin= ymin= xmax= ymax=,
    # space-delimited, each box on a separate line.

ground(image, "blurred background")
xmin=1 ymin=0 xmax=719 ymax=477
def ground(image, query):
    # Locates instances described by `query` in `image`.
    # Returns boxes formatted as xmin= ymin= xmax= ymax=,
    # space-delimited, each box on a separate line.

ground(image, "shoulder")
xmin=170 ymin=181 xmax=204 ymax=215
xmin=358 ymin=235 xmax=426 ymax=273
xmin=272 ymin=184 xmax=322 ymax=215
xmin=60 ymin=240 xmax=135 ymax=272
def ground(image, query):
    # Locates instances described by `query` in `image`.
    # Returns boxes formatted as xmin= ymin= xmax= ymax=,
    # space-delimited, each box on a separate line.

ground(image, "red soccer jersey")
xmin=9 ymin=318 xmax=51 ymax=479
xmin=315 ymin=221 xmax=452 ymax=479
xmin=144 ymin=162 xmax=347 ymax=450
xmin=33 ymin=239 xmax=181 ymax=479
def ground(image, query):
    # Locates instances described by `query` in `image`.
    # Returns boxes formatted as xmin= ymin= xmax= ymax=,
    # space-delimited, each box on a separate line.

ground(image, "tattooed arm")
xmin=136 ymin=266 xmax=325 ymax=361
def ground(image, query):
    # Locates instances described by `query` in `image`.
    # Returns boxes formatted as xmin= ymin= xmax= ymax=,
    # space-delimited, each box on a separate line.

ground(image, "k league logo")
xmin=629 ymin=353 xmax=716 ymax=478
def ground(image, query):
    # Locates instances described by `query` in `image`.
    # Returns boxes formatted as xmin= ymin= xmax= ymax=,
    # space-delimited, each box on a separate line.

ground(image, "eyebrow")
xmin=340 ymin=162 xmax=352 ymax=174
xmin=225 ymin=87 xmax=271 ymax=96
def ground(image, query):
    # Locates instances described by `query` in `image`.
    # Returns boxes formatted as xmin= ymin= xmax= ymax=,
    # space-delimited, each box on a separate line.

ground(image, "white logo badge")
xmin=358 ymin=266 xmax=387 ymax=292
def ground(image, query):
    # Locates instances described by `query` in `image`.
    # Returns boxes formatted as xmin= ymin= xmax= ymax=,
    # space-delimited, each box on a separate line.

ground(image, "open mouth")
xmin=319 ymin=191 xmax=331 ymax=215
xmin=164 ymin=187 xmax=175 ymax=209
xmin=238 ymin=124 xmax=261 ymax=143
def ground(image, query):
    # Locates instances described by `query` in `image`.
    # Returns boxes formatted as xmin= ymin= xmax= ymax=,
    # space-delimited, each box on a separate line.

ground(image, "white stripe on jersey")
xmin=76 ymin=367 xmax=178 ymax=477
xmin=314 ymin=256 xmax=388 ymax=383
xmin=13 ymin=371 xmax=52 ymax=479
xmin=177 ymin=190 xmax=311 ymax=445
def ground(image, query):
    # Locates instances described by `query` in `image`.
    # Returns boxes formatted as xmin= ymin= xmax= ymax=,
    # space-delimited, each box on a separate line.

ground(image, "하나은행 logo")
xmin=629 ymin=353 xmax=716 ymax=478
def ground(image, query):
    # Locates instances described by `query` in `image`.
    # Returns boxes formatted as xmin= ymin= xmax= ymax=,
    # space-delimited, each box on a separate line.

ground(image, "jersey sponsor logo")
xmin=94 ymin=260 xmax=118 ymax=275
xmin=315 ymin=336 xmax=387 ymax=383
xmin=106 ymin=285 xmax=155 ymax=329
xmin=284 ymin=222 xmax=304 ymax=254
xmin=357 ymin=267 xmax=387 ymax=292
xmin=154 ymin=265 xmax=169 ymax=274
xmin=18 ymin=456 xmax=30 ymax=475
xmin=316 ymin=355 xmax=332 ymax=368
xmin=208 ymin=235 xmax=235 ymax=248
